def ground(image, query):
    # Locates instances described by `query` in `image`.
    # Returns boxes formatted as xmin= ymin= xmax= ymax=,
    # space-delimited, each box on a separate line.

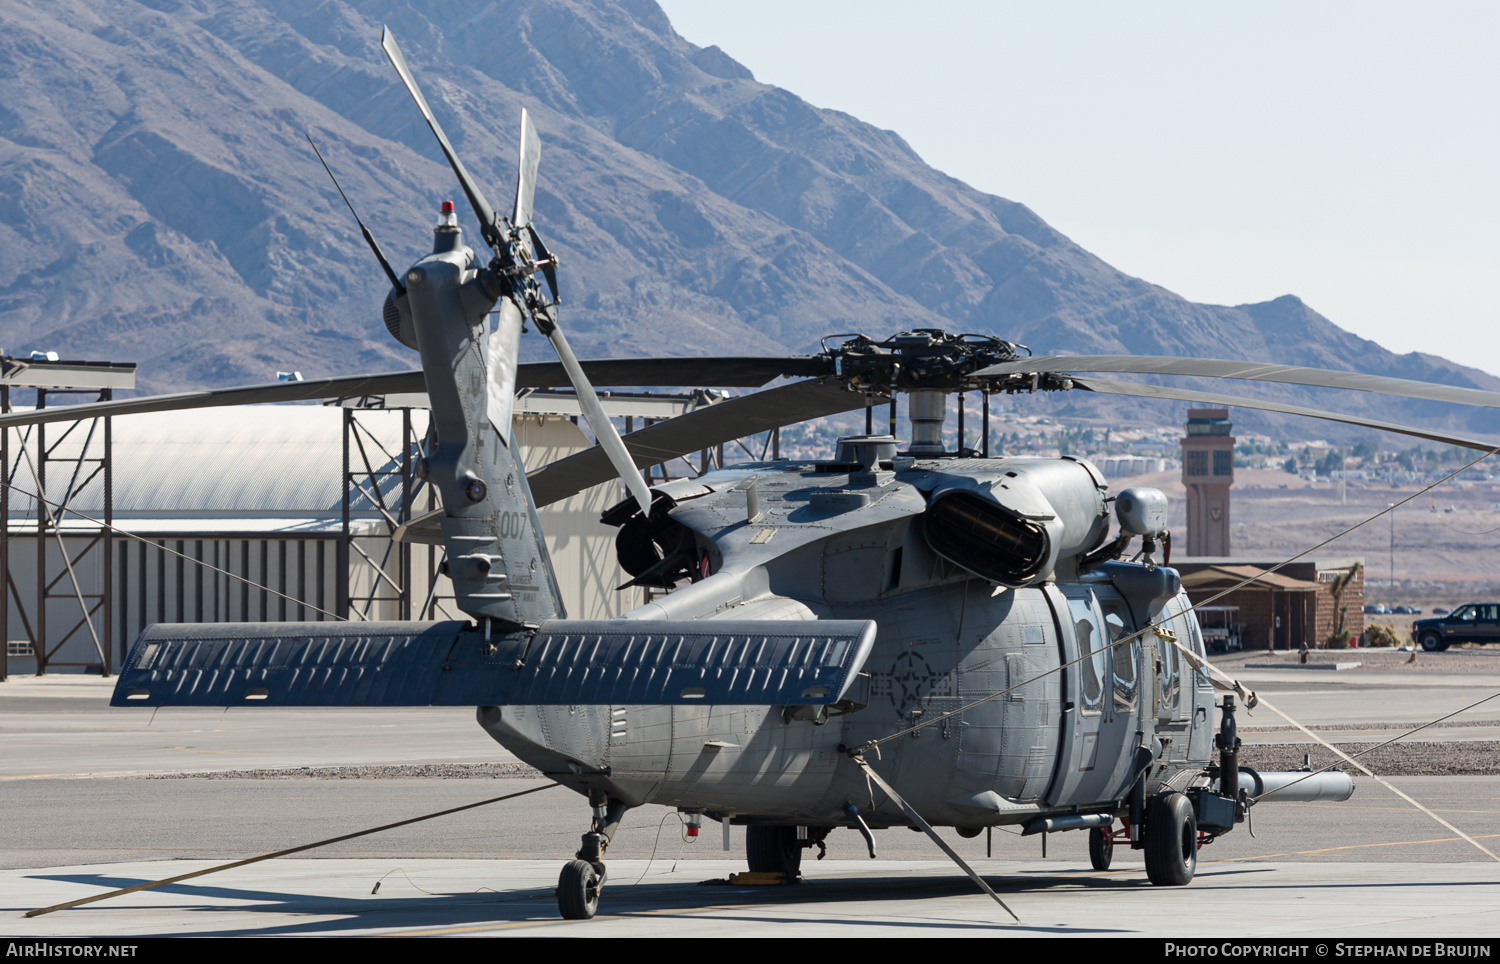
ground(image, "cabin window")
xmin=1154 ymin=598 xmax=1210 ymax=718
xmin=1162 ymin=599 xmax=1210 ymax=689
xmin=1158 ymin=631 xmax=1180 ymax=717
xmin=1100 ymin=599 xmax=1138 ymax=713
xmin=1068 ymin=595 xmax=1107 ymax=713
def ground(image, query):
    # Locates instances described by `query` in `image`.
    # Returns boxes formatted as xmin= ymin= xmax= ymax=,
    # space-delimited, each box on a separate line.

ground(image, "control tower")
xmin=1181 ymin=408 xmax=1235 ymax=556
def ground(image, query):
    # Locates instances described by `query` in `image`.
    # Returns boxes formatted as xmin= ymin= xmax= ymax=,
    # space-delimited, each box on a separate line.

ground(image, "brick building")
xmin=1175 ymin=557 xmax=1366 ymax=650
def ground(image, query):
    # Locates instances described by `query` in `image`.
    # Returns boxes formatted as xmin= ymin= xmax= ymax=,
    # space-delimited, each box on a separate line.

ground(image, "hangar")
xmin=0 ymin=361 xmax=723 ymax=676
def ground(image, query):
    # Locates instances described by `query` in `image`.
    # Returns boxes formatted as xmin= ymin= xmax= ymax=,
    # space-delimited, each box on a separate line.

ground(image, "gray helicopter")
xmin=10 ymin=28 xmax=1500 ymax=922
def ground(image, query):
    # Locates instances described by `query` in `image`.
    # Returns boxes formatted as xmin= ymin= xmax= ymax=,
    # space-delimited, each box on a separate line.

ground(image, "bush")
xmin=1324 ymin=630 xmax=1351 ymax=649
xmin=1363 ymin=624 xmax=1402 ymax=648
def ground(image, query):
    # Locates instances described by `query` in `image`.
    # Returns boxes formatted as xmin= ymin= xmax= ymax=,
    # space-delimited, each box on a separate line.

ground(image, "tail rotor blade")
xmin=492 ymin=106 xmax=635 ymax=505
xmin=380 ymin=27 xmax=504 ymax=253
xmin=514 ymin=109 xmax=541 ymax=230
xmin=545 ymin=324 xmax=653 ymax=514
xmin=527 ymin=225 xmax=559 ymax=304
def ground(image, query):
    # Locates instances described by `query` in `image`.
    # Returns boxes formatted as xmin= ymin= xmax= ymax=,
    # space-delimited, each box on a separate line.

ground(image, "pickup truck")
xmin=1412 ymin=603 xmax=1500 ymax=651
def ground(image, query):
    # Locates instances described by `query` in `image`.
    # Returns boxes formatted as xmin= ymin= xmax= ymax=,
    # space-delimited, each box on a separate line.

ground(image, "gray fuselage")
xmin=478 ymin=456 xmax=1216 ymax=829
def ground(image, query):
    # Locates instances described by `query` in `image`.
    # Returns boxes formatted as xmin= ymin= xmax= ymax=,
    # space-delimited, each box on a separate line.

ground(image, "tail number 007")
xmin=499 ymin=510 xmax=526 ymax=540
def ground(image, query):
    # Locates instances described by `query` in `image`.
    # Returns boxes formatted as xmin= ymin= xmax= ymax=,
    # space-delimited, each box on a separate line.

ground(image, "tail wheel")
xmin=746 ymin=825 xmax=803 ymax=876
xmin=1088 ymin=825 xmax=1114 ymax=870
xmin=1144 ymin=793 xmax=1197 ymax=886
xmin=558 ymin=859 xmax=601 ymax=919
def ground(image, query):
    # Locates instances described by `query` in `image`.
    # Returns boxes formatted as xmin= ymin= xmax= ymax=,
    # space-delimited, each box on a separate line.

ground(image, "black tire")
xmin=746 ymin=825 xmax=802 ymax=876
xmin=1144 ymin=793 xmax=1197 ymax=886
xmin=1088 ymin=826 xmax=1113 ymax=871
xmin=1420 ymin=632 xmax=1448 ymax=652
xmin=558 ymin=859 xmax=600 ymax=920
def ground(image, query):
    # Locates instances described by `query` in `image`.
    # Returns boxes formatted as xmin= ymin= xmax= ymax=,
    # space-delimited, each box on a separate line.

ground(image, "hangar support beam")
xmin=0 ymin=357 xmax=136 ymax=679
xmin=338 ymin=400 xmax=422 ymax=621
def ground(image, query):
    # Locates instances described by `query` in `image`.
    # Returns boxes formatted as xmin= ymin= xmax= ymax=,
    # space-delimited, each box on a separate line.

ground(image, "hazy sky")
xmin=658 ymin=1 xmax=1500 ymax=375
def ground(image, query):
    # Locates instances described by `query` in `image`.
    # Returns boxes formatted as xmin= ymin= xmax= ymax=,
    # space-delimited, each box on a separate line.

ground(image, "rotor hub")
xmin=824 ymin=329 xmax=1023 ymax=394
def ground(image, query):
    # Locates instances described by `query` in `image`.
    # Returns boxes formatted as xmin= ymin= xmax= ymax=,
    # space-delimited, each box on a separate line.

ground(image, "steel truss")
xmin=1 ymin=385 xmax=118 ymax=677
xmin=339 ymin=403 xmax=425 ymax=621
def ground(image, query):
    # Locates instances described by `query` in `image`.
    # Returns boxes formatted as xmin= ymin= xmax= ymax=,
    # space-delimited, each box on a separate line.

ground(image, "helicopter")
xmin=7 ymin=27 xmax=1500 ymax=923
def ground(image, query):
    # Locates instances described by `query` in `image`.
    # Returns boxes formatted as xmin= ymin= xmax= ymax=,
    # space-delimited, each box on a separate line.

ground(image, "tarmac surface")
xmin=5 ymin=857 xmax=1499 ymax=938
xmin=3 ymin=657 xmax=1500 ymax=938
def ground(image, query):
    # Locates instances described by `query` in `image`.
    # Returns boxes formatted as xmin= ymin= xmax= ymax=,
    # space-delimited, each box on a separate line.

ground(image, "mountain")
xmin=1 ymin=0 xmax=1496 ymax=442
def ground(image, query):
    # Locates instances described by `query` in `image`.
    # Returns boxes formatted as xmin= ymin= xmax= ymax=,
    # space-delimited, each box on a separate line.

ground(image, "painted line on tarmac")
xmin=1287 ymin=802 xmax=1500 ymax=815
xmin=1202 ymin=831 xmax=1500 ymax=862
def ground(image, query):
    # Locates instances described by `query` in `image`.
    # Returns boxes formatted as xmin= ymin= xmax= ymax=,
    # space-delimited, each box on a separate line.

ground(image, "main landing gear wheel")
xmin=1088 ymin=825 xmax=1114 ymax=871
xmin=745 ymin=825 xmax=802 ymax=877
xmin=558 ymin=859 xmax=602 ymax=919
xmin=1144 ymin=792 xmax=1197 ymax=886
xmin=1420 ymin=631 xmax=1448 ymax=652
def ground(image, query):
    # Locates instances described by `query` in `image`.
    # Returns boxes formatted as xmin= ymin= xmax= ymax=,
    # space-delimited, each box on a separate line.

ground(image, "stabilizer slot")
xmin=111 ymin=618 xmax=878 ymax=708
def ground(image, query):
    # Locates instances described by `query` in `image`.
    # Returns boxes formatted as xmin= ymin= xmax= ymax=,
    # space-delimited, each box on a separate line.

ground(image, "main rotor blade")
xmin=544 ymin=324 xmax=653 ymax=513
xmin=0 ymin=356 xmax=833 ymax=430
xmin=515 ymin=355 xmax=832 ymax=389
xmin=978 ymin=355 xmax=1500 ymax=409
xmin=380 ymin=27 xmax=504 ymax=252
xmin=1071 ymin=377 xmax=1500 ymax=452
xmin=513 ymin=109 xmax=541 ymax=230
xmin=527 ymin=379 xmax=870 ymax=508
xmin=0 ymin=371 xmax=426 ymax=429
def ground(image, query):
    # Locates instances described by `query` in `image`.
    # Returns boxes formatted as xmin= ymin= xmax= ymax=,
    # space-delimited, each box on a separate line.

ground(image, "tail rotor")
xmin=381 ymin=28 xmax=649 ymax=513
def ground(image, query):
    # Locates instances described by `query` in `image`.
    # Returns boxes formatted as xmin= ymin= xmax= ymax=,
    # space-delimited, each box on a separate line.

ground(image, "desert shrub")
xmin=1363 ymin=624 xmax=1402 ymax=648
xmin=1324 ymin=630 xmax=1351 ymax=649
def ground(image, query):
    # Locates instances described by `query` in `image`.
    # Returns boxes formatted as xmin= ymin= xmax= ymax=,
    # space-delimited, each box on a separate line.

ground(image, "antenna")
xmin=306 ymin=133 xmax=405 ymax=295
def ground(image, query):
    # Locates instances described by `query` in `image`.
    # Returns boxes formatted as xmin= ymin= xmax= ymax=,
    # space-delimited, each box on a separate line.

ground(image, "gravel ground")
xmin=1242 ymin=740 xmax=1500 ymax=776
xmin=142 ymin=741 xmax=1500 ymax=781
xmin=1240 ymin=718 xmax=1500 ymax=732
xmin=144 ymin=762 xmax=543 ymax=780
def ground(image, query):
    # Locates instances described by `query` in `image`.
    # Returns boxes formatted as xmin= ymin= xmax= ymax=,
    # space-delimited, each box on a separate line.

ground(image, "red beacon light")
xmin=438 ymin=199 xmax=457 ymax=229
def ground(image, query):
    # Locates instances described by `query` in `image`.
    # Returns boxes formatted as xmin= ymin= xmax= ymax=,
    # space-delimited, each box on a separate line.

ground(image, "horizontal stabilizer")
xmin=110 ymin=619 xmax=877 ymax=708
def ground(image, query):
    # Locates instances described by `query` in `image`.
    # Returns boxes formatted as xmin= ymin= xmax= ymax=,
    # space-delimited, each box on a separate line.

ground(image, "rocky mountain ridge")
xmin=1 ymin=0 xmax=1494 ymax=442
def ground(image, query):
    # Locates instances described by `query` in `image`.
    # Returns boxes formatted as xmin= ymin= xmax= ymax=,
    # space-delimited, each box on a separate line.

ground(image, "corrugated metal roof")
xmin=5 ymin=405 xmax=422 ymax=518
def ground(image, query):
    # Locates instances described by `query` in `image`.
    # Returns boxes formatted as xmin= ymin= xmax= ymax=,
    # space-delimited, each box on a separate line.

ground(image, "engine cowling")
xmin=923 ymin=459 xmax=1109 ymax=587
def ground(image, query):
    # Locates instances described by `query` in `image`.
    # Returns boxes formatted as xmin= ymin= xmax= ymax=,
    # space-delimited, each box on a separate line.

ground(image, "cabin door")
xmin=1048 ymin=586 xmax=1136 ymax=806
